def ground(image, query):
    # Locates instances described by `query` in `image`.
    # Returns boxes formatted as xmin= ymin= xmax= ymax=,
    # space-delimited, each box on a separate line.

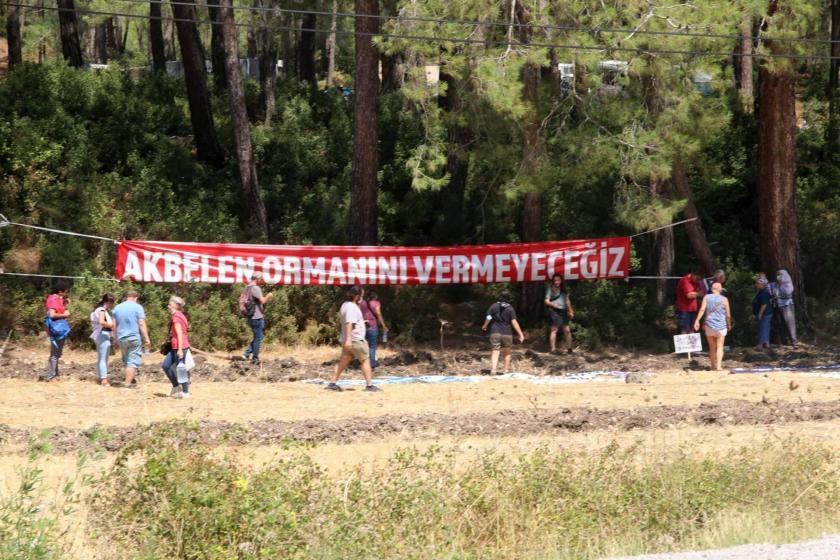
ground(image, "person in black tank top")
xmin=481 ymin=291 xmax=525 ymax=374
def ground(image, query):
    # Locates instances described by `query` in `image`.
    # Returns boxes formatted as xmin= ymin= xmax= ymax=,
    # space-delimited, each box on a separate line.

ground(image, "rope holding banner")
xmin=0 ymin=272 xmax=117 ymax=282
xmin=0 ymin=213 xmax=118 ymax=243
xmin=630 ymin=217 xmax=698 ymax=239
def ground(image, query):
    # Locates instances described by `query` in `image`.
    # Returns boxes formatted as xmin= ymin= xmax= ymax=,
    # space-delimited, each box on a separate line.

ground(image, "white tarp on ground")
xmin=303 ymin=371 xmax=636 ymax=387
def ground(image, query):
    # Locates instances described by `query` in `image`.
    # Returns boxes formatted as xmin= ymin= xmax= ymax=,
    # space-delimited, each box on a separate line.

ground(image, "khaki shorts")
xmin=489 ymin=333 xmax=513 ymax=350
xmin=341 ymin=340 xmax=370 ymax=362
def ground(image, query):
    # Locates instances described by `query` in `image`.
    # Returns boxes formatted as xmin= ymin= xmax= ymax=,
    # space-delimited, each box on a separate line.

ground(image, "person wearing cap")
xmin=162 ymin=296 xmax=192 ymax=398
xmin=693 ymin=282 xmax=732 ymax=371
xmin=752 ymin=273 xmax=773 ymax=349
xmin=112 ymin=290 xmax=152 ymax=388
xmin=482 ymin=290 xmax=525 ymax=375
xmin=242 ymin=271 xmax=274 ymax=365
xmin=324 ymin=286 xmax=380 ymax=392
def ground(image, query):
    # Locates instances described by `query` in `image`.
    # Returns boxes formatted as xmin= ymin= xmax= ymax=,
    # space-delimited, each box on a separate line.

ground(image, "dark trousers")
xmin=47 ymin=337 xmax=65 ymax=379
xmin=246 ymin=318 xmax=265 ymax=360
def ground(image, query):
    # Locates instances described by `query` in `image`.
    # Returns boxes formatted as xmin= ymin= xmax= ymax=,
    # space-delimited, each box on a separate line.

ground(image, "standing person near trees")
xmin=482 ymin=291 xmax=525 ymax=375
xmin=752 ymin=274 xmax=773 ymax=349
xmin=112 ymin=290 xmax=152 ymax=388
xmin=771 ymin=268 xmax=798 ymax=347
xmin=694 ymin=282 xmax=732 ymax=372
xmin=89 ymin=293 xmax=115 ymax=386
xmin=359 ymin=288 xmax=389 ymax=372
xmin=241 ymin=272 xmax=273 ymax=365
xmin=44 ymin=280 xmax=72 ymax=382
xmin=324 ymin=286 xmax=381 ymax=393
xmin=544 ymin=274 xmax=575 ymax=353
xmin=675 ymin=271 xmax=703 ymax=335
xmin=162 ymin=296 xmax=192 ymax=399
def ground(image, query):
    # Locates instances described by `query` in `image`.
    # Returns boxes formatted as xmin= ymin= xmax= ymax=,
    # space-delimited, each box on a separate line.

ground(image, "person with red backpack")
xmin=240 ymin=272 xmax=273 ymax=365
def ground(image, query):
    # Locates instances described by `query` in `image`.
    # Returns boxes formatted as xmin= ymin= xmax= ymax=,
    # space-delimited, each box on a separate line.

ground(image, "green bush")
xmin=90 ymin=430 xmax=840 ymax=560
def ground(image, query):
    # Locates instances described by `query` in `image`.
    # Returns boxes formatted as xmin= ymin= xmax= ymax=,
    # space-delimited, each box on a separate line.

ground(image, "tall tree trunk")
xmin=206 ymin=0 xmax=227 ymax=91
xmin=670 ymin=158 xmax=716 ymax=276
xmin=298 ymin=12 xmax=317 ymax=84
xmin=149 ymin=0 xmax=166 ymax=72
xmin=220 ymin=0 xmax=269 ymax=239
xmin=57 ymin=0 xmax=84 ymax=68
xmin=435 ymin=69 xmax=470 ymax=245
xmin=6 ymin=4 xmax=23 ymax=67
xmin=94 ymin=23 xmax=108 ymax=63
xmin=828 ymin=0 xmax=840 ymax=152
xmin=650 ymin=177 xmax=675 ymax=307
xmin=258 ymin=14 xmax=277 ymax=125
xmin=349 ymin=0 xmax=380 ymax=245
xmin=758 ymin=64 xmax=804 ymax=311
xmin=380 ymin=53 xmax=402 ymax=92
xmin=517 ymin=4 xmax=545 ymax=320
xmin=734 ymin=16 xmax=753 ymax=110
xmin=172 ymin=0 xmax=225 ymax=164
xmin=326 ymin=0 xmax=338 ymax=86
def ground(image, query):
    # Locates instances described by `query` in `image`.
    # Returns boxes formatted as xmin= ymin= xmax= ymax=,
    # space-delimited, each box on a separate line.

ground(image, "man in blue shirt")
xmin=112 ymin=290 xmax=151 ymax=388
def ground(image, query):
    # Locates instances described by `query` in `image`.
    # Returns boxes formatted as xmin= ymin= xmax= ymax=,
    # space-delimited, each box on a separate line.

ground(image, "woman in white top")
xmin=90 ymin=293 xmax=115 ymax=386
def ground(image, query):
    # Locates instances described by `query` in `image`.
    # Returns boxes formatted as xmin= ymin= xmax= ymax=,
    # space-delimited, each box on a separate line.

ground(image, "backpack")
xmin=45 ymin=315 xmax=72 ymax=341
xmin=238 ymin=286 xmax=256 ymax=318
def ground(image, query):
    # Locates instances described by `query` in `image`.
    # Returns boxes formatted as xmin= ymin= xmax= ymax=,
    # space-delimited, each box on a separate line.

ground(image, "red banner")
xmin=115 ymin=238 xmax=630 ymax=285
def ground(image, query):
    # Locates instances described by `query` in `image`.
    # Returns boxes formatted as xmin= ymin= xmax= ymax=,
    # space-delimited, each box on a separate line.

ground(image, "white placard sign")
xmin=673 ymin=333 xmax=702 ymax=354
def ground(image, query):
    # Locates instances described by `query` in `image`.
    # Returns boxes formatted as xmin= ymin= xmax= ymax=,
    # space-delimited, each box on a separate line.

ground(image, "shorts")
xmin=119 ymin=336 xmax=144 ymax=368
xmin=489 ymin=333 xmax=513 ymax=350
xmin=676 ymin=311 xmax=697 ymax=332
xmin=548 ymin=308 xmax=569 ymax=327
xmin=704 ymin=326 xmax=727 ymax=338
xmin=341 ymin=340 xmax=370 ymax=363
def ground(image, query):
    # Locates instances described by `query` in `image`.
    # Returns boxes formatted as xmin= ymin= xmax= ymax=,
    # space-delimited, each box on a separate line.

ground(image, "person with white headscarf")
xmin=771 ymin=269 xmax=798 ymax=346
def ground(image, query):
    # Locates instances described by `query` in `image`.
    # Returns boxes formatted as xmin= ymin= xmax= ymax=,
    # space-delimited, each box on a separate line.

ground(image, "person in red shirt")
xmin=45 ymin=281 xmax=71 ymax=381
xmin=675 ymin=271 xmax=702 ymax=334
xmin=162 ymin=296 xmax=192 ymax=398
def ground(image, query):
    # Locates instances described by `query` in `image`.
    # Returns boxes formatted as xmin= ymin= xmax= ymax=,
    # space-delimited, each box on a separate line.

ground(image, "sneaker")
xmin=324 ymin=383 xmax=343 ymax=392
xmin=567 ymin=348 xmax=574 ymax=354
xmin=170 ymin=386 xmax=182 ymax=397
xmin=242 ymin=352 xmax=251 ymax=361
xmin=364 ymin=385 xmax=382 ymax=392
xmin=175 ymin=392 xmax=190 ymax=399
xmin=251 ymin=359 xmax=261 ymax=366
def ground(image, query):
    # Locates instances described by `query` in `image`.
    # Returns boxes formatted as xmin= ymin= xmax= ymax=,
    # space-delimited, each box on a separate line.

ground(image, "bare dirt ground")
xmin=0 ymin=340 xmax=839 ymax=451
xmin=2 ymin=340 xmax=840 ymax=559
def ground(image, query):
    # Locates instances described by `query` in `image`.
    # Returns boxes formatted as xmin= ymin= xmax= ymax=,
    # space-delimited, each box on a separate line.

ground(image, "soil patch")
xmin=3 ymin=344 xmax=838 ymax=385
xmin=4 ymin=398 xmax=840 ymax=454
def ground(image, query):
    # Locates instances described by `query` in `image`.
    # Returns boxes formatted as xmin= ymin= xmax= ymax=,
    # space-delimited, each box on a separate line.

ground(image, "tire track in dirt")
xmin=2 ymin=398 xmax=840 ymax=454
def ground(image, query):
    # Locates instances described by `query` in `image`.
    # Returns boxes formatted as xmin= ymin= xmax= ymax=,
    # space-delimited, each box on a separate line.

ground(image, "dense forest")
xmin=0 ymin=0 xmax=839 ymax=351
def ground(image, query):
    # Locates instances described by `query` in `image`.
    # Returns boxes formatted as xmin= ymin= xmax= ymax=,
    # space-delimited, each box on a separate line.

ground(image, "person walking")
xmin=675 ymin=271 xmax=702 ymax=335
xmin=89 ymin=293 xmax=115 ymax=386
xmin=242 ymin=272 xmax=273 ymax=365
xmin=325 ymin=286 xmax=380 ymax=392
xmin=162 ymin=296 xmax=192 ymax=399
xmin=544 ymin=274 xmax=574 ymax=353
xmin=482 ymin=291 xmax=525 ymax=375
xmin=752 ymin=274 xmax=773 ymax=349
xmin=771 ymin=268 xmax=798 ymax=346
xmin=112 ymin=290 xmax=151 ymax=388
xmin=693 ymin=282 xmax=732 ymax=371
xmin=359 ymin=288 xmax=389 ymax=373
xmin=44 ymin=281 xmax=72 ymax=382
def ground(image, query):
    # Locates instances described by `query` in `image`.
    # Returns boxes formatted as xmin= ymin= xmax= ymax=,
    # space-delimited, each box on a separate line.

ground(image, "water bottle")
xmin=382 ymin=330 xmax=389 ymax=343
xmin=176 ymin=361 xmax=189 ymax=384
